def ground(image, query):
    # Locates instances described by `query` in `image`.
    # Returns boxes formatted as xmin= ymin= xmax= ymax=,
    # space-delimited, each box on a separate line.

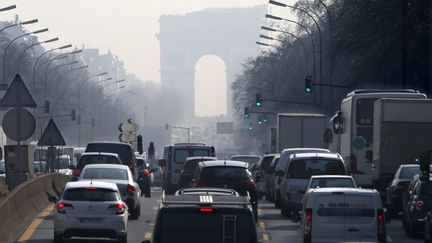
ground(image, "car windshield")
xmin=201 ymin=166 xmax=250 ymax=181
xmin=399 ymin=166 xmax=420 ymax=180
xmin=174 ymin=149 xmax=211 ymax=164
xmin=309 ymin=178 xmax=355 ymax=188
xmin=287 ymin=159 xmax=346 ymax=179
xmin=63 ymin=188 xmax=119 ymax=201
xmin=78 ymin=155 xmax=121 ymax=170
xmin=82 ymin=168 xmax=128 ymax=180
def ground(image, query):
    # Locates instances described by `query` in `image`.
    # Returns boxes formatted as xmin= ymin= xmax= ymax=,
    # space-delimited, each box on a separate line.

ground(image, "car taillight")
xmin=109 ymin=203 xmax=126 ymax=215
xmin=200 ymin=207 xmax=213 ymax=213
xmin=377 ymin=209 xmax=386 ymax=242
xmin=127 ymin=184 xmax=135 ymax=193
xmin=246 ymin=180 xmax=257 ymax=191
xmin=196 ymin=179 xmax=205 ymax=187
xmin=416 ymin=201 xmax=424 ymax=211
xmin=142 ymin=169 xmax=150 ymax=177
xmin=57 ymin=202 xmax=74 ymax=214
xmin=303 ymin=208 xmax=312 ymax=243
xmin=74 ymin=169 xmax=80 ymax=176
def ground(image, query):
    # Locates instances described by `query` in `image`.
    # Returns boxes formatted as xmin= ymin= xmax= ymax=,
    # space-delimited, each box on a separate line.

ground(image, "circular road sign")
xmin=2 ymin=107 xmax=36 ymax=142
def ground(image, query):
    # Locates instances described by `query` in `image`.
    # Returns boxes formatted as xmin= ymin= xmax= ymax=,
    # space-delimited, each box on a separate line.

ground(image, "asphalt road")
xmin=19 ymin=187 xmax=423 ymax=243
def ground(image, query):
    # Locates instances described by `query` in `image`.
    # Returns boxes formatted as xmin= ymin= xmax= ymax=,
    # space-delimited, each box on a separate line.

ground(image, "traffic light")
xmin=255 ymin=93 xmax=262 ymax=107
xmin=263 ymin=118 xmax=268 ymax=123
xmin=148 ymin=142 xmax=155 ymax=160
xmin=305 ymin=75 xmax=313 ymax=93
xmin=137 ymin=135 xmax=143 ymax=155
xmin=244 ymin=107 xmax=250 ymax=119
xmin=44 ymin=100 xmax=50 ymax=113
xmin=71 ymin=109 xmax=76 ymax=121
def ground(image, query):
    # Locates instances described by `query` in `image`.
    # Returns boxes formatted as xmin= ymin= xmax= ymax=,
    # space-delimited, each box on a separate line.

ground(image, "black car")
xmin=387 ymin=164 xmax=423 ymax=217
xmin=136 ymin=156 xmax=151 ymax=197
xmin=255 ymin=154 xmax=277 ymax=198
xmin=144 ymin=189 xmax=260 ymax=243
xmin=402 ymin=174 xmax=432 ymax=237
xmin=194 ymin=160 xmax=259 ymax=219
xmin=177 ymin=156 xmax=217 ymax=189
xmin=71 ymin=152 xmax=122 ymax=181
xmin=267 ymin=155 xmax=280 ymax=203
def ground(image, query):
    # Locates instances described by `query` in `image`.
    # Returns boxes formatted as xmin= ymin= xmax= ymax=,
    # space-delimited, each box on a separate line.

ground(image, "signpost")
xmin=119 ymin=119 xmax=138 ymax=151
xmin=38 ymin=119 xmax=66 ymax=173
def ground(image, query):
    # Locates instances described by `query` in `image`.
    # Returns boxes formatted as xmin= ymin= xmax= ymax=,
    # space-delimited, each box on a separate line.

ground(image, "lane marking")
xmin=17 ymin=204 xmax=54 ymax=242
xmin=144 ymin=232 xmax=152 ymax=239
xmin=258 ymin=221 xmax=266 ymax=229
xmin=262 ymin=233 xmax=269 ymax=241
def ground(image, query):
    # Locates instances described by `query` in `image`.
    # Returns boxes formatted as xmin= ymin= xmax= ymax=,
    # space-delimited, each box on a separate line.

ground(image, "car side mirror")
xmin=365 ymin=150 xmax=373 ymax=163
xmin=332 ymin=111 xmax=344 ymax=134
xmin=158 ymin=159 xmax=166 ymax=167
xmin=68 ymin=164 xmax=75 ymax=170
xmin=275 ymin=170 xmax=284 ymax=177
xmin=48 ymin=196 xmax=57 ymax=203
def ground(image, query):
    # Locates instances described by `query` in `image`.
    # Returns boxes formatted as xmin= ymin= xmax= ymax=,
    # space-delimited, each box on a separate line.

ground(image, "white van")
xmin=300 ymin=188 xmax=386 ymax=243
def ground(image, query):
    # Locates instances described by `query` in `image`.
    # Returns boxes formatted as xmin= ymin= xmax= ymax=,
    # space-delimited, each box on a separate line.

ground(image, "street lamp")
xmin=102 ymin=79 xmax=125 ymax=88
xmin=1 ymin=28 xmax=49 ymax=89
xmin=16 ymin=37 xmax=59 ymax=72
xmin=0 ymin=5 xmax=16 ymax=12
xmin=32 ymin=44 xmax=72 ymax=90
xmin=256 ymin=41 xmax=278 ymax=48
xmin=0 ymin=18 xmax=38 ymax=33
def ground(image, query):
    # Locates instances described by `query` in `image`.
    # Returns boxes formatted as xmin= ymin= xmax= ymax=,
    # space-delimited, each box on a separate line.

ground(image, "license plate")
xmin=77 ymin=217 xmax=103 ymax=223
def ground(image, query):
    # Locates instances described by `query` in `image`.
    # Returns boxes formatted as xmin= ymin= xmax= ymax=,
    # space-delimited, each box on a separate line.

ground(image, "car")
xmin=177 ymin=156 xmax=217 ymax=189
xmin=402 ymin=174 xmax=432 ymax=237
xmin=387 ymin=164 xmax=429 ymax=217
xmin=230 ymin=155 xmax=261 ymax=169
xmin=267 ymin=155 xmax=280 ymax=202
xmin=274 ymin=148 xmax=330 ymax=210
xmin=85 ymin=142 xmax=137 ymax=178
xmin=145 ymin=188 xmax=260 ymax=243
xmin=56 ymin=155 xmax=73 ymax=175
xmin=78 ymin=164 xmax=141 ymax=220
xmin=306 ymin=175 xmax=357 ymax=190
xmin=254 ymin=154 xmax=277 ymax=198
xmin=280 ymin=152 xmax=347 ymax=218
xmin=159 ymin=143 xmax=215 ymax=194
xmin=136 ymin=156 xmax=151 ymax=197
xmin=194 ymin=160 xmax=259 ymax=219
xmin=71 ymin=152 xmax=122 ymax=180
xmin=300 ymin=188 xmax=386 ymax=243
xmin=33 ymin=161 xmax=47 ymax=177
xmin=50 ymin=180 xmax=128 ymax=243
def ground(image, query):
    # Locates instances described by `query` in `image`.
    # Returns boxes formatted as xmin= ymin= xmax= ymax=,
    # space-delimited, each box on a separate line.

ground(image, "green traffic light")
xmin=256 ymin=101 xmax=262 ymax=107
xmin=263 ymin=119 xmax=268 ymax=123
xmin=306 ymin=87 xmax=311 ymax=93
xmin=258 ymin=121 xmax=263 ymax=125
xmin=244 ymin=114 xmax=250 ymax=118
xmin=249 ymin=126 xmax=253 ymax=130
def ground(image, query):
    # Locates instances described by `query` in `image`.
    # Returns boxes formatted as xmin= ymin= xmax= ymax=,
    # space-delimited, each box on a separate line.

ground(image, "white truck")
xmin=372 ymin=98 xmax=432 ymax=189
xmin=328 ymin=90 xmax=427 ymax=191
xmin=277 ymin=113 xmax=327 ymax=152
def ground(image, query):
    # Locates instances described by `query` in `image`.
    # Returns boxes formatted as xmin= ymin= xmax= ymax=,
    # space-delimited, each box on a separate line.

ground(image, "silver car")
xmin=52 ymin=180 xmax=128 ymax=242
xmin=79 ymin=164 xmax=141 ymax=220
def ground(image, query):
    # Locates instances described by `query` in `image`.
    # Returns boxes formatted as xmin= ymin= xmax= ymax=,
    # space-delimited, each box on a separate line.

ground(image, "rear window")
xmin=77 ymin=155 xmax=121 ymax=170
xmin=201 ymin=167 xmax=250 ymax=181
xmin=315 ymin=195 xmax=375 ymax=218
xmin=309 ymin=178 xmax=355 ymax=188
xmin=82 ymin=168 xmax=128 ymax=180
xmin=157 ymin=209 xmax=253 ymax=243
xmin=63 ymin=188 xmax=119 ymax=201
xmin=86 ymin=143 xmax=132 ymax=165
xmin=287 ymin=159 xmax=346 ymax=179
xmin=174 ymin=149 xmax=211 ymax=164
xmin=260 ymin=156 xmax=275 ymax=172
xmin=399 ymin=166 xmax=420 ymax=180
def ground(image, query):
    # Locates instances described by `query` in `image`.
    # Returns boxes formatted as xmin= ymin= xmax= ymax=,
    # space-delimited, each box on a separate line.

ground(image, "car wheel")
xmin=54 ymin=233 xmax=63 ymax=243
xmin=118 ymin=233 xmax=127 ymax=243
xmin=275 ymin=193 xmax=282 ymax=209
xmin=145 ymin=186 xmax=151 ymax=198
xmin=130 ymin=204 xmax=141 ymax=220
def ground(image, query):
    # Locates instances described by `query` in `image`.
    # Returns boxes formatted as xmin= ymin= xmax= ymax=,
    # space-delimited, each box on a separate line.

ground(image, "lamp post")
xmin=32 ymin=44 xmax=72 ymax=90
xmin=0 ymin=5 xmax=16 ymax=12
xmin=102 ymin=79 xmax=125 ymax=88
xmin=0 ymin=18 xmax=37 ymax=33
xmin=16 ymin=37 xmax=59 ymax=72
xmin=256 ymin=41 xmax=278 ymax=48
xmin=1 ymin=28 xmax=49 ymax=89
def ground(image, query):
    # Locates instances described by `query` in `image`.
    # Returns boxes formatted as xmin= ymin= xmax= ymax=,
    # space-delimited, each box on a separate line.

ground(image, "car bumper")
xmin=54 ymin=214 xmax=127 ymax=237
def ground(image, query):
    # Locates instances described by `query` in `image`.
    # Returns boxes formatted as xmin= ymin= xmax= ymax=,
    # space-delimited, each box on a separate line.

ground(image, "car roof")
xmin=88 ymin=141 xmax=130 ymax=146
xmin=281 ymin=148 xmax=330 ymax=154
xmin=231 ymin=155 xmax=261 ymax=158
xmin=81 ymin=164 xmax=129 ymax=170
xmin=263 ymin=153 xmax=278 ymax=157
xmin=185 ymin=156 xmax=217 ymax=161
xmin=308 ymin=187 xmax=378 ymax=195
xmin=400 ymin=164 xmax=420 ymax=168
xmin=65 ymin=180 xmax=119 ymax=191
xmin=199 ymin=160 xmax=249 ymax=168
xmin=310 ymin=175 xmax=354 ymax=179
xmin=80 ymin=152 xmax=119 ymax=157
xmin=290 ymin=152 xmax=342 ymax=160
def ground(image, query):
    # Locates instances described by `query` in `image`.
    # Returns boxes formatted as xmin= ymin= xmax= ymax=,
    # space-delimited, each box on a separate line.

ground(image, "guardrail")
xmin=0 ymin=173 xmax=68 ymax=243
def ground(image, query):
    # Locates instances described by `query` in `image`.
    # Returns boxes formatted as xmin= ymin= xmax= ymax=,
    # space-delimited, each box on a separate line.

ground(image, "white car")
xmin=300 ymin=188 xmax=386 ymax=243
xmin=52 ymin=180 xmax=128 ymax=242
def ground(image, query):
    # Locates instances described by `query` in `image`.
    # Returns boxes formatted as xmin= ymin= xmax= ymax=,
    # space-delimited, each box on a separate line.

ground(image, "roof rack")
xmin=176 ymin=188 xmax=239 ymax=196
xmin=346 ymin=89 xmax=419 ymax=97
xmin=161 ymin=190 xmax=251 ymax=206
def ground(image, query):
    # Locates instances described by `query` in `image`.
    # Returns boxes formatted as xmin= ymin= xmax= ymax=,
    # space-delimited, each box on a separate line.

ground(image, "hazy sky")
xmin=1 ymin=0 xmax=272 ymax=116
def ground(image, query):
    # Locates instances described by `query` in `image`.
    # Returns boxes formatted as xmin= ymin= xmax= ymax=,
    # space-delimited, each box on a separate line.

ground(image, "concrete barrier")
xmin=0 ymin=173 xmax=69 ymax=243
xmin=0 ymin=177 xmax=7 ymax=196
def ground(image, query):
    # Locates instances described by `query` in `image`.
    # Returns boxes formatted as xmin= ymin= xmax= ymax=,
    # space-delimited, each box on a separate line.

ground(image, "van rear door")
xmin=343 ymin=194 xmax=377 ymax=242
xmin=313 ymin=194 xmax=345 ymax=242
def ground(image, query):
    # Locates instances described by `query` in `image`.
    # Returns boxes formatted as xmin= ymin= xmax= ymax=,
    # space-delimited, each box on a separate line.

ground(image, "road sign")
xmin=38 ymin=119 xmax=66 ymax=146
xmin=119 ymin=132 xmax=137 ymax=143
xmin=118 ymin=122 xmax=138 ymax=133
xmin=0 ymin=74 xmax=36 ymax=107
xmin=217 ymin=122 xmax=234 ymax=134
xmin=2 ymin=107 xmax=35 ymax=141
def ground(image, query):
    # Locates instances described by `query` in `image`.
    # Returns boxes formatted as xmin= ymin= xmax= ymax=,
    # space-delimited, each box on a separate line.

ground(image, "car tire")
xmin=130 ymin=204 xmax=141 ymax=220
xmin=118 ymin=233 xmax=127 ymax=243
xmin=275 ymin=193 xmax=282 ymax=209
xmin=54 ymin=232 xmax=63 ymax=243
xmin=145 ymin=190 xmax=151 ymax=198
